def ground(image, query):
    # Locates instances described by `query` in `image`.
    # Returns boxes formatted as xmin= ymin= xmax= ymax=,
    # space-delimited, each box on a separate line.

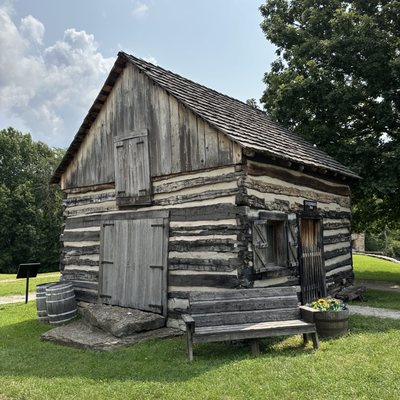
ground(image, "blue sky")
xmin=0 ymin=0 xmax=276 ymax=147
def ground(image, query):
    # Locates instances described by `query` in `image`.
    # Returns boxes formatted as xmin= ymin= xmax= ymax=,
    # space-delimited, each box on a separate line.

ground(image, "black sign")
xmin=16 ymin=263 xmax=40 ymax=303
xmin=16 ymin=263 xmax=40 ymax=279
xmin=303 ymin=200 xmax=317 ymax=212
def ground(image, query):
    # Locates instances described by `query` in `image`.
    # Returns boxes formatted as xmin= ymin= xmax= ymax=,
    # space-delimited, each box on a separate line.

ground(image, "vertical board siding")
xmin=62 ymin=63 xmax=242 ymax=189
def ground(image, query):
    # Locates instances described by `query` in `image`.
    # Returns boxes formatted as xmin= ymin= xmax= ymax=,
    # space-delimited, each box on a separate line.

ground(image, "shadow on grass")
xmin=356 ymin=270 xmax=400 ymax=283
xmin=0 ymin=317 xmax=319 ymax=384
xmin=2 ymin=308 xmax=400 ymax=385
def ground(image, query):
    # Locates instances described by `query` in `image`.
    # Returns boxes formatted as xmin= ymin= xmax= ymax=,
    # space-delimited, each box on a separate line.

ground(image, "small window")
xmin=253 ymin=219 xmax=287 ymax=273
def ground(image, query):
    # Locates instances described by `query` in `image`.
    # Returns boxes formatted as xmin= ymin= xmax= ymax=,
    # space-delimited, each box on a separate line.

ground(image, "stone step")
xmin=81 ymin=304 xmax=165 ymax=337
xmin=41 ymin=320 xmax=182 ymax=351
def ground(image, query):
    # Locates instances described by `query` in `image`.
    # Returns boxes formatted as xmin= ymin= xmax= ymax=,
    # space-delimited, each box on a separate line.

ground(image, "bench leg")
xmin=303 ymin=333 xmax=310 ymax=346
xmin=311 ymin=332 xmax=320 ymax=349
xmin=250 ymin=340 xmax=261 ymax=357
xmin=186 ymin=330 xmax=194 ymax=362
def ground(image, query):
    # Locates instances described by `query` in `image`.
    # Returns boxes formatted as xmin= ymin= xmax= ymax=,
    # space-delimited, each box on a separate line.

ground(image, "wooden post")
xmin=311 ymin=332 xmax=320 ymax=349
xmin=25 ymin=275 xmax=30 ymax=304
xmin=303 ymin=333 xmax=309 ymax=346
xmin=187 ymin=329 xmax=194 ymax=362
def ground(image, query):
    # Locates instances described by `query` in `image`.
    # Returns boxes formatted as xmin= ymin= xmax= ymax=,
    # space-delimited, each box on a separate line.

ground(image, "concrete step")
xmin=81 ymin=303 xmax=165 ymax=338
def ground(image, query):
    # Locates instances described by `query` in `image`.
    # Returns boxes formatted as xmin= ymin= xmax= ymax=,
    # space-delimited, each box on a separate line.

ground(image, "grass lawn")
xmin=0 ymin=272 xmax=60 ymax=297
xmin=352 ymin=254 xmax=400 ymax=283
xmin=1 ymin=303 xmax=400 ymax=400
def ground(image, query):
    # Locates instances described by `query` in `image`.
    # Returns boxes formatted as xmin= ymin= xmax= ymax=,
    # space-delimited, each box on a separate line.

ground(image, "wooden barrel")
xmin=314 ymin=309 xmax=349 ymax=337
xmin=46 ymin=282 xmax=77 ymax=325
xmin=36 ymin=282 xmax=57 ymax=323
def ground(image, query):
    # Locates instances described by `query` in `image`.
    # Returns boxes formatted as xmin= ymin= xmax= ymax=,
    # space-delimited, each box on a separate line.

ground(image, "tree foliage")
xmin=0 ymin=127 xmax=64 ymax=273
xmin=259 ymin=0 xmax=400 ymax=230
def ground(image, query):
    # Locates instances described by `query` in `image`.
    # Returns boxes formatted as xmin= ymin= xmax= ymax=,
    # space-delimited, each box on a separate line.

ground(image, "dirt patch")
xmin=0 ymin=294 xmax=36 ymax=305
xmin=349 ymin=305 xmax=400 ymax=320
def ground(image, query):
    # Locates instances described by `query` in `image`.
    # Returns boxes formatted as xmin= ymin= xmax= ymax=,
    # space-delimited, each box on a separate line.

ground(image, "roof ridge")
xmin=119 ymin=51 xmax=270 ymax=119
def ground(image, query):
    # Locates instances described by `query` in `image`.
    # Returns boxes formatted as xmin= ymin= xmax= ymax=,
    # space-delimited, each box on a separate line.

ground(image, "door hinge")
xmin=149 ymin=265 xmax=163 ymax=270
xmin=99 ymin=294 xmax=112 ymax=299
xmin=102 ymin=260 xmax=114 ymax=265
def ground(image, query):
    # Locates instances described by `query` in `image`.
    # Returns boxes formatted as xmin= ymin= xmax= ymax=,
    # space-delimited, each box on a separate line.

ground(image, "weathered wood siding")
xmin=241 ymin=160 xmax=353 ymax=295
xmin=61 ymin=63 xmax=242 ymax=189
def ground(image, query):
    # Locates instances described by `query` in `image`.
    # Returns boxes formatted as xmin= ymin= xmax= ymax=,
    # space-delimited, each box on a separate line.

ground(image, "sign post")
xmin=16 ymin=263 xmax=40 ymax=303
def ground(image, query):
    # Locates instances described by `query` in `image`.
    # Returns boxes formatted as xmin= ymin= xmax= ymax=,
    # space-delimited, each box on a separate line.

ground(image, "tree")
xmin=246 ymin=98 xmax=261 ymax=109
xmin=259 ymin=0 xmax=400 ymax=231
xmin=0 ymin=127 xmax=64 ymax=273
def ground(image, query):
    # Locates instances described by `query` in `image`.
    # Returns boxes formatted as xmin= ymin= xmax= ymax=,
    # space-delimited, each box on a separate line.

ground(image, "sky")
xmin=0 ymin=0 xmax=276 ymax=148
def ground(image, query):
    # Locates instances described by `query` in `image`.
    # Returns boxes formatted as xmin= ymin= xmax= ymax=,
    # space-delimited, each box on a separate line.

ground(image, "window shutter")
xmin=253 ymin=221 xmax=269 ymax=273
xmin=114 ymin=129 xmax=151 ymax=206
xmin=287 ymin=220 xmax=299 ymax=268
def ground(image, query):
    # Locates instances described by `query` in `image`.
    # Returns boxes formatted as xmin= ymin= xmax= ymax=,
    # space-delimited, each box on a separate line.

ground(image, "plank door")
xmin=99 ymin=217 xmax=168 ymax=315
xmin=299 ymin=218 xmax=326 ymax=304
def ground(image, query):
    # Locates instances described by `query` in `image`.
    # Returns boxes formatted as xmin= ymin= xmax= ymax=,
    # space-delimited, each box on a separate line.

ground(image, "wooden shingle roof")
xmin=51 ymin=52 xmax=359 ymax=183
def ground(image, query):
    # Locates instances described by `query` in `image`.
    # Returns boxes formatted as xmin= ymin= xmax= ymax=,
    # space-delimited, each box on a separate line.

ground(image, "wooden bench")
xmin=182 ymin=286 xmax=319 ymax=361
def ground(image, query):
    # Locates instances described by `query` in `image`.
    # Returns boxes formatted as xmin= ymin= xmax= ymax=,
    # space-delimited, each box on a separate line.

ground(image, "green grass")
xmin=0 ymin=272 xmax=60 ymax=297
xmin=1 ymin=303 xmax=400 ymax=399
xmin=351 ymin=289 xmax=400 ymax=311
xmin=353 ymin=254 xmax=400 ymax=283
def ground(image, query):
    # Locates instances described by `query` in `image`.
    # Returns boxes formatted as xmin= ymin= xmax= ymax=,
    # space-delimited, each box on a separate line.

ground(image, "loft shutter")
xmin=114 ymin=129 xmax=151 ymax=206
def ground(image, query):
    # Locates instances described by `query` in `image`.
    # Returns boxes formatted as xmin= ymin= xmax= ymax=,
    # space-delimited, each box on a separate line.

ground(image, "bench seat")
xmin=194 ymin=319 xmax=317 ymax=342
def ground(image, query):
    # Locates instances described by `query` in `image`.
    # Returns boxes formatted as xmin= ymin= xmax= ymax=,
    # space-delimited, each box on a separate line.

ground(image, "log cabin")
xmin=51 ymin=52 xmax=360 ymax=329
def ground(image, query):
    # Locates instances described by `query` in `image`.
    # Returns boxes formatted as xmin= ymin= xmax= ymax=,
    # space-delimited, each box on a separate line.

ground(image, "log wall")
xmin=61 ymin=63 xmax=242 ymax=189
xmin=60 ymin=166 xmax=248 ymax=328
xmin=241 ymin=160 xmax=354 ymax=295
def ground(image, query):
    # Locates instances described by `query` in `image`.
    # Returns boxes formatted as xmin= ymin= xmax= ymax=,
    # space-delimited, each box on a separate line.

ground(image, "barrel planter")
xmin=46 ymin=282 xmax=77 ymax=325
xmin=36 ymin=283 xmax=56 ymax=323
xmin=314 ymin=309 xmax=349 ymax=337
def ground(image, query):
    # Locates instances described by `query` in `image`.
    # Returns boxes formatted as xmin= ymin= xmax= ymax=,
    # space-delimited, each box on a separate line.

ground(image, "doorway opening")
xmin=300 ymin=218 xmax=326 ymax=304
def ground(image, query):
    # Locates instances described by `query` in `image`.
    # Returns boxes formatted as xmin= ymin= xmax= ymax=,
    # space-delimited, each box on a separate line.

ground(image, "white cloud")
xmin=132 ymin=2 xmax=149 ymax=18
xmin=20 ymin=15 xmax=44 ymax=45
xmin=0 ymin=3 xmax=114 ymax=147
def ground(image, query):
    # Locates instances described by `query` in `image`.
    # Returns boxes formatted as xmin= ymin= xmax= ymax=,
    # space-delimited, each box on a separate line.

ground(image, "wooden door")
xmin=99 ymin=216 xmax=168 ymax=315
xmin=300 ymin=218 xmax=326 ymax=304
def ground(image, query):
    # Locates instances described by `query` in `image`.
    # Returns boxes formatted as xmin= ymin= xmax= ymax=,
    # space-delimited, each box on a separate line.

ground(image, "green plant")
xmin=310 ymin=298 xmax=347 ymax=312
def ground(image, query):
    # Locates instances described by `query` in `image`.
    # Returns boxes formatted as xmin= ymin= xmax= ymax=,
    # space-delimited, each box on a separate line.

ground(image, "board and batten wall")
xmin=60 ymin=165 xmax=249 ymax=328
xmin=240 ymin=160 xmax=353 ymax=295
xmin=60 ymin=63 xmax=241 ymax=190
